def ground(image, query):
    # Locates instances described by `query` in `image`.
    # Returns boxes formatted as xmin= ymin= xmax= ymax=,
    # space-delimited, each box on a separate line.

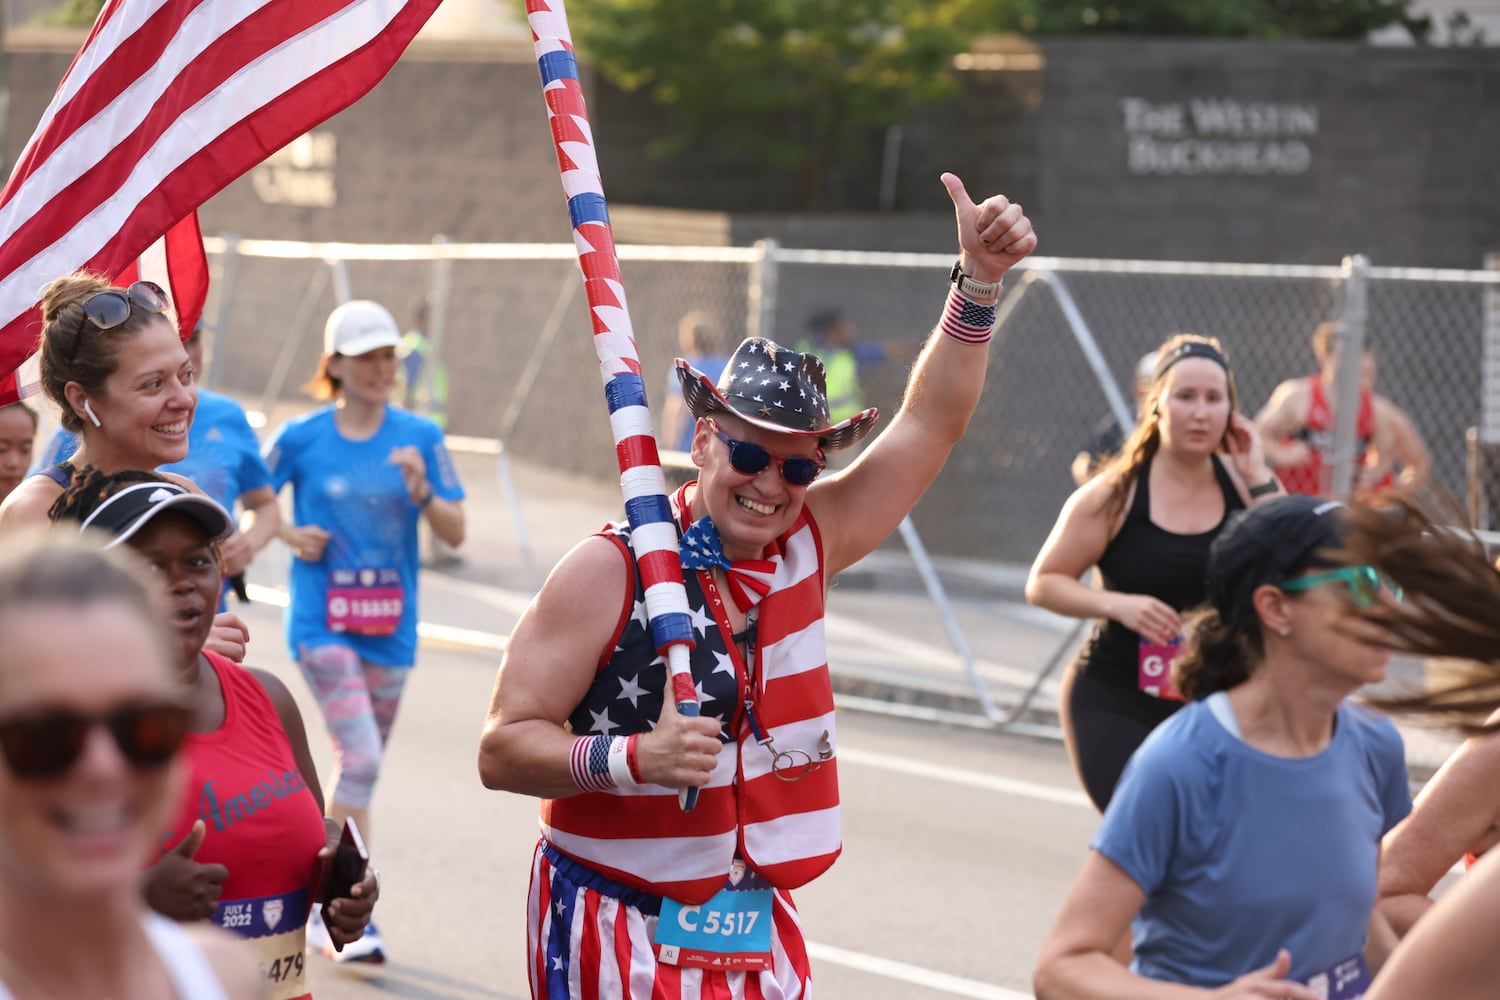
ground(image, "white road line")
xmin=806 ymin=942 xmax=1033 ymax=1000
xmin=837 ymin=746 xmax=1091 ymax=809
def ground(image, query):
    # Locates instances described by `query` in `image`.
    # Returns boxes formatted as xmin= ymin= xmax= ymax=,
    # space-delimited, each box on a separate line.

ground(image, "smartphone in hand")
xmin=317 ymin=818 xmax=369 ymax=953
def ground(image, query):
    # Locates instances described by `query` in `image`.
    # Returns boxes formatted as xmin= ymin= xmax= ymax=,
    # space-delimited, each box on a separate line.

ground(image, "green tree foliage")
xmin=561 ymin=0 xmax=982 ymax=209
xmin=975 ymin=0 xmax=1432 ymax=40
xmin=34 ymin=0 xmax=106 ymax=27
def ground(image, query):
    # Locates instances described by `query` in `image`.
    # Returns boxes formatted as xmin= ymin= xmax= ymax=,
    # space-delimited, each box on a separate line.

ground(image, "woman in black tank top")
xmin=1026 ymin=334 xmax=1283 ymax=811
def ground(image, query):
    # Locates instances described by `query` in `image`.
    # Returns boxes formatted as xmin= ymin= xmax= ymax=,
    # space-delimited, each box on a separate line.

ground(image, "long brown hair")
xmin=1342 ymin=495 xmax=1500 ymax=733
xmin=1100 ymin=333 xmax=1239 ymax=521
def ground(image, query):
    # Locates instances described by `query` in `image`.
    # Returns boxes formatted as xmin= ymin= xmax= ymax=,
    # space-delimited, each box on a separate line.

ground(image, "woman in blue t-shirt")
xmin=1034 ymin=495 xmax=1411 ymax=999
xmin=265 ymin=300 xmax=465 ymax=963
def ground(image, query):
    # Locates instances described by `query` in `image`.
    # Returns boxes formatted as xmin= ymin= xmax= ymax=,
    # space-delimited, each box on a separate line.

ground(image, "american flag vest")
xmin=539 ymin=486 xmax=841 ymax=905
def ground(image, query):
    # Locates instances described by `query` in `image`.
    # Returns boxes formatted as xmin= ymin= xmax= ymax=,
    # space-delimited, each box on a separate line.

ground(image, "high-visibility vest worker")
xmin=399 ymin=328 xmax=449 ymax=429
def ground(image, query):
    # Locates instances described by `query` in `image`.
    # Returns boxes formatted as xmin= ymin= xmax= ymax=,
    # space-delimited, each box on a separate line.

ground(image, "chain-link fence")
xmin=199 ymin=237 xmax=1500 ymax=741
xmin=204 ymin=238 xmax=1500 ymax=556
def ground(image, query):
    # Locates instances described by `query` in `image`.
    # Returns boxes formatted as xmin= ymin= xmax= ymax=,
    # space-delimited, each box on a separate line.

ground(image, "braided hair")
xmin=48 ymin=466 xmax=167 ymax=526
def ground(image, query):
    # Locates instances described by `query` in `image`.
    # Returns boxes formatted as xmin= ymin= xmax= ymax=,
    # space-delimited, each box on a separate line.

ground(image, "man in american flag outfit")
xmin=479 ymin=173 xmax=1035 ymax=999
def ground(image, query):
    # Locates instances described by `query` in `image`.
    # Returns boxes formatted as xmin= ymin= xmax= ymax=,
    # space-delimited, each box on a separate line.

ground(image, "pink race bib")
xmin=1138 ymin=637 xmax=1184 ymax=701
xmin=327 ymin=568 xmax=403 ymax=636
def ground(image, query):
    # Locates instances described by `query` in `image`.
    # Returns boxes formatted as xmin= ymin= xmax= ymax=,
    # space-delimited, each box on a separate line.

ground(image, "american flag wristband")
xmin=941 ymin=286 xmax=998 ymax=344
xmin=570 ymin=735 xmax=620 ymax=792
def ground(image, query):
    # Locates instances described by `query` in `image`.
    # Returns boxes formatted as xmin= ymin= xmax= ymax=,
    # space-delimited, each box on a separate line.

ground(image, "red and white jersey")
xmin=541 ymin=486 xmax=840 ymax=904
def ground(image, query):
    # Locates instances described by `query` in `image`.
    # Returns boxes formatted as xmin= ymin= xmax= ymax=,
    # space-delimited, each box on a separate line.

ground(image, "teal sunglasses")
xmin=1278 ymin=565 xmax=1403 ymax=608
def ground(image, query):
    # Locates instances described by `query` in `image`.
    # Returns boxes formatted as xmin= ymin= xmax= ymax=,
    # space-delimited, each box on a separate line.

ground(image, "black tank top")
xmin=1075 ymin=453 xmax=1245 ymax=692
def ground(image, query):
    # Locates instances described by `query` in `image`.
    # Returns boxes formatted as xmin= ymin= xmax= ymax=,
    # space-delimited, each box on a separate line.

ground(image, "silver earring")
xmin=83 ymin=399 xmax=102 ymax=428
xmin=1278 ymin=626 xmax=1290 ymax=637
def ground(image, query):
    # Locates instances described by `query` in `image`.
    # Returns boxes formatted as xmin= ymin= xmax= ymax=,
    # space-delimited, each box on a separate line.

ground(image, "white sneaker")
xmin=305 ymin=908 xmax=331 ymax=955
xmin=332 ymin=920 xmax=386 ymax=964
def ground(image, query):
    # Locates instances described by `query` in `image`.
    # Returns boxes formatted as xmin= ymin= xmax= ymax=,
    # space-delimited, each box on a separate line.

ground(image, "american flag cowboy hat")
xmin=674 ymin=337 xmax=879 ymax=453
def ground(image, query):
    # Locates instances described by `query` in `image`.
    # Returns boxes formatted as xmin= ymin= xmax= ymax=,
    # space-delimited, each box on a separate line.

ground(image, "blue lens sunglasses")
xmin=707 ymin=419 xmax=825 ymax=487
xmin=1278 ymin=565 xmax=1404 ymax=608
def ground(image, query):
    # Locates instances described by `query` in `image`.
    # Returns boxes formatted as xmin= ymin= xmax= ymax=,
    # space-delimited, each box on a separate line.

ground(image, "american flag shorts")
xmin=527 ymin=840 xmax=813 ymax=999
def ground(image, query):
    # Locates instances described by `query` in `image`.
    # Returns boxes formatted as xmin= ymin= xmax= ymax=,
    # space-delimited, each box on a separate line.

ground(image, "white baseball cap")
xmin=325 ymin=300 xmax=402 ymax=357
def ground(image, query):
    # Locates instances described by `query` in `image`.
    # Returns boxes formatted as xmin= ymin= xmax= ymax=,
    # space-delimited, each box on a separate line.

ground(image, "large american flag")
xmin=0 ymin=0 xmax=444 ymax=404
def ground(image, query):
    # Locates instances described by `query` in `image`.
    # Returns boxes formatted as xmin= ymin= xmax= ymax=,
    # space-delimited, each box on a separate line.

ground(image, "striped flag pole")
xmin=525 ymin=0 xmax=702 ymax=811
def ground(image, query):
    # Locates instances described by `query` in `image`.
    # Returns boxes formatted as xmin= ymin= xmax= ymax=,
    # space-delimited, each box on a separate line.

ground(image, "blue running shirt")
xmin=1092 ymin=698 xmax=1410 ymax=988
xmin=264 ymin=404 xmax=464 ymax=666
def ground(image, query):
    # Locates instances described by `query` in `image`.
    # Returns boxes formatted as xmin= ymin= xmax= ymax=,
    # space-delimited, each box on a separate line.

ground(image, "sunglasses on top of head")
xmin=0 ymin=701 xmax=190 ymax=781
xmin=77 ymin=281 xmax=170 ymax=332
xmin=1278 ymin=564 xmax=1404 ymax=609
xmin=707 ymin=419 xmax=825 ymax=487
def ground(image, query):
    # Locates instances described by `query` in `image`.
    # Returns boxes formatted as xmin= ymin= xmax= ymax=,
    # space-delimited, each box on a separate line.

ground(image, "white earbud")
xmin=83 ymin=399 xmax=102 ymax=428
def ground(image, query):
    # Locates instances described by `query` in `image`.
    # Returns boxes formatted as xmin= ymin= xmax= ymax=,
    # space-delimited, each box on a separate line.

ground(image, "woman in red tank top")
xmin=51 ymin=469 xmax=381 ymax=1000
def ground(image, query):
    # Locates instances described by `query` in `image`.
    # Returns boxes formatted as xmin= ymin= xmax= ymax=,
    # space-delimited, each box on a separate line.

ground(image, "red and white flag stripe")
xmin=119 ymin=211 xmax=210 ymax=340
xmin=0 ymin=0 xmax=442 ymax=404
xmin=1 ymin=212 xmax=209 ymax=403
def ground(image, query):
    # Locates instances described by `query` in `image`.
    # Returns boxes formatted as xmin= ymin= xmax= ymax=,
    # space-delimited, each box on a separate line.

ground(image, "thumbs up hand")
xmin=941 ymin=172 xmax=1036 ymax=282
xmin=142 ymin=819 xmax=231 ymax=921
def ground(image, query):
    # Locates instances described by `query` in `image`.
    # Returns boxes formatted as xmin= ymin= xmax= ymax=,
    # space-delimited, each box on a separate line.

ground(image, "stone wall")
xmin=1037 ymin=39 xmax=1500 ymax=268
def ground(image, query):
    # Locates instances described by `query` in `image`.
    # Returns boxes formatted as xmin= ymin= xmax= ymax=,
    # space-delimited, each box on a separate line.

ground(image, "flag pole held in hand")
xmin=525 ymin=0 xmax=703 ymax=810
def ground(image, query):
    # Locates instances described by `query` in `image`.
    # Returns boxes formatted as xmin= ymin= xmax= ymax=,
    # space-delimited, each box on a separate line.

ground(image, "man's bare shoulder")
xmin=535 ymin=532 xmax=633 ymax=609
xmin=1256 ymin=375 xmax=1314 ymax=424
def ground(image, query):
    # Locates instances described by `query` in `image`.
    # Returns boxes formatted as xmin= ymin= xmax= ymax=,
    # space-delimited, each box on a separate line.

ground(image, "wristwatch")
xmin=1248 ymin=479 xmax=1281 ymax=499
xmin=949 ymin=260 xmax=1002 ymax=306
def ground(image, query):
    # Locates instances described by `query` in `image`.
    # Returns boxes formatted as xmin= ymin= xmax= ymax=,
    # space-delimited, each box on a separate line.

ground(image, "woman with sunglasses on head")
xmin=1027 ymin=333 xmax=1283 ymax=812
xmin=0 ymin=271 xmax=253 ymax=662
xmin=264 ymin=299 xmax=464 ymax=963
xmin=1035 ymin=495 xmax=1411 ymax=999
xmin=0 ymin=274 xmax=193 ymax=529
xmin=51 ymin=468 xmax=378 ymax=999
xmin=36 ymin=319 xmax=283 ymax=610
xmin=0 ymin=532 xmax=261 ymax=999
